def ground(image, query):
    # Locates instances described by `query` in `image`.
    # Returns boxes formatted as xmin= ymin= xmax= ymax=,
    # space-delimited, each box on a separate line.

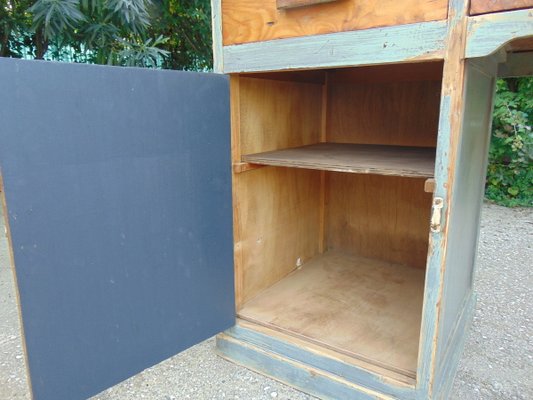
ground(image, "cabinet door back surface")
xmin=222 ymin=0 xmax=449 ymax=45
xmin=0 ymin=59 xmax=234 ymax=400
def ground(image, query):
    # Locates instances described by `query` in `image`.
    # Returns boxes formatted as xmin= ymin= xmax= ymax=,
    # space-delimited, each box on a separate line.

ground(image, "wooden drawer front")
xmin=222 ymin=0 xmax=449 ymax=46
xmin=470 ymin=0 xmax=533 ymax=15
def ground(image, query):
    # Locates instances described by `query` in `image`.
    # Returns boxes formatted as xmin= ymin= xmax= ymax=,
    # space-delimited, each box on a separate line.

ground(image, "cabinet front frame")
xmin=215 ymin=1 xmax=532 ymax=399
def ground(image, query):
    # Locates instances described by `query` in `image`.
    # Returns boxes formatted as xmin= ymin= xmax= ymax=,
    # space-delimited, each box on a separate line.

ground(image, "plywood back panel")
xmin=327 ymin=174 xmax=432 ymax=269
xmin=222 ymin=0 xmax=449 ymax=45
xmin=328 ymin=62 xmax=444 ymax=84
xmin=236 ymin=167 xmax=321 ymax=305
xmin=239 ymin=77 xmax=322 ymax=155
xmin=241 ymin=70 xmax=327 ymax=84
xmin=470 ymin=0 xmax=533 ymax=15
xmin=327 ymin=76 xmax=442 ymax=147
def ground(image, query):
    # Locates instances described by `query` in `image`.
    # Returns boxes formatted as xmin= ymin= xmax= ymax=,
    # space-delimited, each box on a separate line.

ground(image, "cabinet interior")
xmin=231 ymin=62 xmax=443 ymax=382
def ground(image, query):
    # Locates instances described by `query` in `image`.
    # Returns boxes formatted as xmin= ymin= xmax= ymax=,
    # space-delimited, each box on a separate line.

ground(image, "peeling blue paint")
xmin=223 ymin=20 xmax=448 ymax=73
xmin=217 ymin=335 xmax=389 ymax=400
xmin=223 ymin=324 xmax=416 ymax=399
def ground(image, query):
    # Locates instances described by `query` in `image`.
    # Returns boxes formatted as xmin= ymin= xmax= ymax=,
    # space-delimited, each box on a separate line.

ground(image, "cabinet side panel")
xmin=327 ymin=78 xmax=442 ymax=147
xmin=222 ymin=0 xmax=448 ymax=45
xmin=236 ymin=168 xmax=321 ymax=304
xmin=234 ymin=76 xmax=323 ymax=305
xmin=239 ymin=77 xmax=322 ymax=155
xmin=327 ymin=174 xmax=432 ymax=269
xmin=435 ymin=62 xmax=495 ymax=376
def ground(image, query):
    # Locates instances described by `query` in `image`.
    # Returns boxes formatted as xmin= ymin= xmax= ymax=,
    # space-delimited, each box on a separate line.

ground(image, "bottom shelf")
xmin=238 ymin=251 xmax=425 ymax=378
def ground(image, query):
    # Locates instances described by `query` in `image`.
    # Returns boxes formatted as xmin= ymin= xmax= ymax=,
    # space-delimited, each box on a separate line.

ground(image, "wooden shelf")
xmin=242 ymin=143 xmax=435 ymax=178
xmin=238 ymin=250 xmax=425 ymax=378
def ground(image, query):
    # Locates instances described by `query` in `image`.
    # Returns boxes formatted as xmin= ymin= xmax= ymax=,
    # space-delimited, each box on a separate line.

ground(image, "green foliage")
xmin=147 ymin=0 xmax=212 ymax=70
xmin=106 ymin=0 xmax=150 ymax=33
xmin=1 ymin=0 xmax=212 ymax=70
xmin=1 ymin=0 xmax=35 ymax=57
xmin=118 ymin=34 xmax=169 ymax=67
xmin=29 ymin=0 xmax=84 ymax=39
xmin=486 ymin=77 xmax=533 ymax=207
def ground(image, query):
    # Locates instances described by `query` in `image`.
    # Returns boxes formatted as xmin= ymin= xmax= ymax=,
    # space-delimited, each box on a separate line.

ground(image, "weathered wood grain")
xmin=327 ymin=75 xmax=442 ymax=147
xmin=222 ymin=0 xmax=448 ymax=45
xmin=229 ymin=321 xmax=417 ymax=389
xmin=243 ymin=143 xmax=436 ymax=178
xmin=235 ymin=168 xmax=322 ymax=305
xmin=470 ymin=0 xmax=533 ymax=15
xmin=277 ymin=0 xmax=339 ymax=10
xmin=217 ymin=334 xmax=390 ymax=400
xmin=232 ymin=76 xmax=323 ymax=305
xmin=211 ymin=0 xmax=223 ymax=72
xmin=241 ymin=69 xmax=326 ymax=84
xmin=432 ymin=292 xmax=476 ymax=398
xmin=239 ymin=77 xmax=322 ymax=155
xmin=327 ymin=61 xmax=444 ymax=84
xmin=327 ymin=173 xmax=432 ymax=270
xmin=238 ymin=250 xmax=425 ymax=378
xmin=435 ymin=60 xmax=496 ymax=384
xmin=223 ymin=20 xmax=448 ymax=73
xmin=419 ymin=0 xmax=471 ymax=396
xmin=230 ymin=75 xmax=245 ymax=310
xmin=232 ymin=162 xmax=265 ymax=174
xmin=318 ymin=78 xmax=328 ymax=254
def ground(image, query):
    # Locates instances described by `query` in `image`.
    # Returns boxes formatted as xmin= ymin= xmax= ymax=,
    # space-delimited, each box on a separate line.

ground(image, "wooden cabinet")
xmin=221 ymin=60 xmax=444 ymax=394
xmin=215 ymin=1 xmax=533 ymax=400
xmin=1 ymin=1 xmax=531 ymax=400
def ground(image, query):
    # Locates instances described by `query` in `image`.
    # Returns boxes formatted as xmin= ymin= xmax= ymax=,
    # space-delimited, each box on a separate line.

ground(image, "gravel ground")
xmin=1 ymin=203 xmax=531 ymax=400
xmin=0 ymin=206 xmax=31 ymax=399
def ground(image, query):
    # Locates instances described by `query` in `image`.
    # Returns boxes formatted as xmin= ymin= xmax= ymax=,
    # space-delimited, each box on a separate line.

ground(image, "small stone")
xmin=270 ymin=392 xmax=278 ymax=398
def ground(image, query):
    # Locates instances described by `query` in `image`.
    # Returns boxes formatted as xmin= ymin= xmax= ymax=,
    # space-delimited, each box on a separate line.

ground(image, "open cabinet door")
xmin=0 ymin=58 xmax=234 ymax=400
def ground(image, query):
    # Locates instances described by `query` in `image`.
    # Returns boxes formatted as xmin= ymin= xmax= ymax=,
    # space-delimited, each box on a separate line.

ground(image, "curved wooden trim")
xmin=466 ymin=8 xmax=533 ymax=58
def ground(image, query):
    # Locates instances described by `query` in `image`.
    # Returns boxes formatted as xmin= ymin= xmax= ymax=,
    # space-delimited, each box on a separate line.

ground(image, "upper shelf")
xmin=242 ymin=143 xmax=436 ymax=178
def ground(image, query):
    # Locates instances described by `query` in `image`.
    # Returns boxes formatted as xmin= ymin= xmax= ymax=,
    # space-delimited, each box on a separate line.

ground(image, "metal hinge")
xmin=430 ymin=197 xmax=444 ymax=233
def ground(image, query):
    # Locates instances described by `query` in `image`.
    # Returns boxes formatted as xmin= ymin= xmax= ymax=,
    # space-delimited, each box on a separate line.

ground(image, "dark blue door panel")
xmin=0 ymin=58 xmax=234 ymax=400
